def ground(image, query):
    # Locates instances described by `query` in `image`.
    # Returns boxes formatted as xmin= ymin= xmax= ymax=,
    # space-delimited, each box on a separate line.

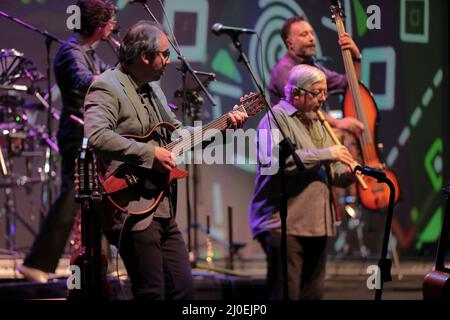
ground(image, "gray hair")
xmin=119 ymin=21 xmax=165 ymax=65
xmin=284 ymin=64 xmax=326 ymax=102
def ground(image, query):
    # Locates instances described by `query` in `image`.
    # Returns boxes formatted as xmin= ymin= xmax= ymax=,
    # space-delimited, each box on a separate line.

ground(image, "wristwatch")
xmin=352 ymin=54 xmax=362 ymax=62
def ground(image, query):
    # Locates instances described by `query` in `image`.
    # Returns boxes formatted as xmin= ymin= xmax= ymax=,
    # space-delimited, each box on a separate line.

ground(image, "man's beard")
xmin=300 ymin=45 xmax=316 ymax=58
xmin=301 ymin=110 xmax=318 ymax=120
xmin=302 ymin=102 xmax=323 ymax=120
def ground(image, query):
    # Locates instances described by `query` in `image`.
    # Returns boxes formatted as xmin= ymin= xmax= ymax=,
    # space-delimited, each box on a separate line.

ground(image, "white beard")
xmin=300 ymin=110 xmax=318 ymax=120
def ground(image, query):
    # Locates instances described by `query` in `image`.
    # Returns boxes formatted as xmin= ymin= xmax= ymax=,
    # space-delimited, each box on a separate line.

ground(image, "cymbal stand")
xmin=0 ymin=145 xmax=37 ymax=253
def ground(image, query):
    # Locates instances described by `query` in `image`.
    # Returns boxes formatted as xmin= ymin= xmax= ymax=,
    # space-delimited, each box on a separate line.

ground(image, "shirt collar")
xmin=285 ymin=51 xmax=315 ymax=66
xmin=73 ymin=33 xmax=99 ymax=51
xmin=279 ymin=99 xmax=299 ymax=117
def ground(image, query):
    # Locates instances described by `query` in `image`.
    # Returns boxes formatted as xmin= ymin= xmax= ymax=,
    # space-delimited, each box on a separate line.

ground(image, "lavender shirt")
xmin=268 ymin=52 xmax=347 ymax=106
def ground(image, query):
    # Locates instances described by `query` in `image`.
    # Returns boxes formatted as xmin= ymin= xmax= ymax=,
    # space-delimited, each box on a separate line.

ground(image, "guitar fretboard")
xmin=164 ymin=105 xmax=246 ymax=156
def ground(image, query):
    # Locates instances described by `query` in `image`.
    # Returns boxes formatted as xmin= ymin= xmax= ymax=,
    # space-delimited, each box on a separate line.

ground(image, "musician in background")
xmin=18 ymin=0 xmax=117 ymax=283
xmin=84 ymin=21 xmax=247 ymax=299
xmin=249 ymin=64 xmax=355 ymax=299
xmin=269 ymin=16 xmax=364 ymax=133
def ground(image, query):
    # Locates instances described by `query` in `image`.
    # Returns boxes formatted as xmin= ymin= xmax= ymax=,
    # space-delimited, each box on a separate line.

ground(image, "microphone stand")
xmin=130 ymin=0 xmax=218 ymax=266
xmin=131 ymin=1 xmax=216 ymax=107
xmin=0 ymin=10 xmax=64 ymax=220
xmin=354 ymin=166 xmax=396 ymax=300
xmin=228 ymin=33 xmax=305 ymax=300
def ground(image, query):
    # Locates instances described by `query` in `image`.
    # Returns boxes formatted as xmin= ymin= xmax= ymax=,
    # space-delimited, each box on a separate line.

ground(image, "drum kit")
xmin=0 ymin=48 xmax=59 ymax=253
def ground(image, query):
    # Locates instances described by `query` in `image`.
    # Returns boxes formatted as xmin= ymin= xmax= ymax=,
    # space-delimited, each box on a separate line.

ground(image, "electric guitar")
xmin=99 ymin=92 xmax=265 ymax=215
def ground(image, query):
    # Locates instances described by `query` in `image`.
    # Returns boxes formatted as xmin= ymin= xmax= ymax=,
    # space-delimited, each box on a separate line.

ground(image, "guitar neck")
xmin=164 ymin=106 xmax=245 ymax=156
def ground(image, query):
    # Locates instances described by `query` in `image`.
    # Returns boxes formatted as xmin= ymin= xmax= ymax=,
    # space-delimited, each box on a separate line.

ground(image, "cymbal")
xmin=0 ymin=48 xmax=24 ymax=58
xmin=0 ymin=48 xmax=44 ymax=83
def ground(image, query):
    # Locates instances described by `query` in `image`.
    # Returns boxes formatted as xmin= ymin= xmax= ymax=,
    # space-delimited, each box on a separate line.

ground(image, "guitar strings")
xmin=165 ymin=98 xmax=263 ymax=156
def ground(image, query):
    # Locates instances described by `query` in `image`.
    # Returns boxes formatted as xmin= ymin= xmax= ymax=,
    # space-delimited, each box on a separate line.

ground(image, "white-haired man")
xmin=249 ymin=64 xmax=356 ymax=299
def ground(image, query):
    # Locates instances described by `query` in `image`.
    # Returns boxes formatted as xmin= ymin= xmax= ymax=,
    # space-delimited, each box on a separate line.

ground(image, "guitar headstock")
xmin=75 ymin=138 xmax=102 ymax=202
xmin=239 ymin=92 xmax=265 ymax=116
xmin=330 ymin=0 xmax=345 ymax=23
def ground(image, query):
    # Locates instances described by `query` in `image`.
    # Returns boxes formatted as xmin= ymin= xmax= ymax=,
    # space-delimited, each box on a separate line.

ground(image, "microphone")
xmin=354 ymin=165 xmax=386 ymax=180
xmin=211 ymin=23 xmax=256 ymax=37
xmin=111 ymin=26 xmax=121 ymax=35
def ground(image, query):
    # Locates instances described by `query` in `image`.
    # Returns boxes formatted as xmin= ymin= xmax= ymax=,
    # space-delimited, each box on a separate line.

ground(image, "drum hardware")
xmin=0 ymin=48 xmax=57 ymax=253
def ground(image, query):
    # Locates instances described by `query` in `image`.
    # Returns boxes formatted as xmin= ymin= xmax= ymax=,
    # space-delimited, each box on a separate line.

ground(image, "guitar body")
xmin=343 ymin=82 xmax=401 ymax=211
xmin=100 ymin=122 xmax=189 ymax=215
xmin=98 ymin=92 xmax=265 ymax=215
xmin=68 ymin=247 xmax=113 ymax=300
xmin=102 ymin=163 xmax=188 ymax=215
xmin=423 ymin=270 xmax=450 ymax=300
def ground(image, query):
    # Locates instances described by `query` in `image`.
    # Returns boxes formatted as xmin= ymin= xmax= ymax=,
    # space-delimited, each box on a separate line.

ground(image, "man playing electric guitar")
xmin=84 ymin=21 xmax=248 ymax=299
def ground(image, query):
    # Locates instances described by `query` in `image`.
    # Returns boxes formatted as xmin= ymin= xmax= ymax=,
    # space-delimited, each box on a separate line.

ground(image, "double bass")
xmin=330 ymin=0 xmax=400 ymax=211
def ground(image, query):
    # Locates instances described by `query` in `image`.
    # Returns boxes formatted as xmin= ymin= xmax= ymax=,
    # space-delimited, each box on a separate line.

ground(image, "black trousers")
xmin=23 ymin=133 xmax=80 ymax=273
xmin=257 ymin=230 xmax=328 ymax=300
xmin=107 ymin=217 xmax=194 ymax=300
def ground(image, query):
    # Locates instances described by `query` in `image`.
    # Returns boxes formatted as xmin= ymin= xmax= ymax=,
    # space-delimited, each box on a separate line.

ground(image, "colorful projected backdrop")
xmin=0 ymin=0 xmax=448 ymax=257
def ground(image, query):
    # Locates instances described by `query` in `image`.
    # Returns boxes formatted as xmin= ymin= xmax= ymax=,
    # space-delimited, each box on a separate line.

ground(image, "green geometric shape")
xmin=424 ymin=138 xmax=443 ymax=191
xmin=211 ymin=49 xmax=242 ymax=83
xmin=411 ymin=207 xmax=420 ymax=223
xmin=116 ymin=0 xmax=129 ymax=10
xmin=353 ymin=0 xmax=368 ymax=37
xmin=416 ymin=207 xmax=442 ymax=250
xmin=400 ymin=0 xmax=429 ymax=43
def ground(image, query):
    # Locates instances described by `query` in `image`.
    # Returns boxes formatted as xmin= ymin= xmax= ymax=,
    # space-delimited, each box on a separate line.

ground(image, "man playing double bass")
xmin=269 ymin=16 xmax=364 ymax=133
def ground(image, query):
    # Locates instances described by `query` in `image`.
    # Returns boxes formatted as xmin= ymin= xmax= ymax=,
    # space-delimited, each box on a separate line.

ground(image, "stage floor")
xmin=0 ymin=254 xmax=433 ymax=300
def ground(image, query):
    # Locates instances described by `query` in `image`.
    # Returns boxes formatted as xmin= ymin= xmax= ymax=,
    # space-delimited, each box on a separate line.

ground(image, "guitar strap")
xmin=148 ymin=86 xmax=179 ymax=218
xmin=148 ymin=87 xmax=173 ymax=143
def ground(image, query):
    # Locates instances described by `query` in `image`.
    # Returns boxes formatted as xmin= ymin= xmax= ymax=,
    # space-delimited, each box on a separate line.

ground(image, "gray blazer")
xmin=84 ymin=66 xmax=182 ymax=231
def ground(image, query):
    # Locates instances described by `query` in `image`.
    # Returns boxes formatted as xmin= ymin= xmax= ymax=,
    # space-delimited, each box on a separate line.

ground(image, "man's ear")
xmin=140 ymin=51 xmax=150 ymax=65
xmin=286 ymin=37 xmax=293 ymax=50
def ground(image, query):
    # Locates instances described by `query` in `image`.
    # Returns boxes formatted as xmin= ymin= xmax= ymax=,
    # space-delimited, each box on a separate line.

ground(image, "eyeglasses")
xmin=156 ymin=49 xmax=171 ymax=59
xmin=298 ymin=87 xmax=327 ymax=98
xmin=105 ymin=17 xmax=117 ymax=28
